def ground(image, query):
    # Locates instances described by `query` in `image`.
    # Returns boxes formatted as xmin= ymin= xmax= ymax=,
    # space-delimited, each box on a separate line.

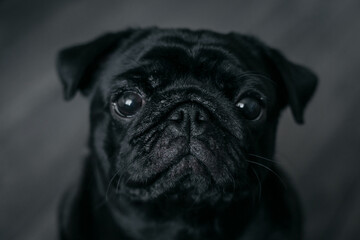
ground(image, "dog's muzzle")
xmin=117 ymin=97 xmax=251 ymax=203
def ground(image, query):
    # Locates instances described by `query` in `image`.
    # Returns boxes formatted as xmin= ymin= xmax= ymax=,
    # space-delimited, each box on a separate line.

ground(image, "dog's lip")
xmin=125 ymin=136 xmax=235 ymax=189
xmin=122 ymin=154 xmax=218 ymax=201
xmin=125 ymin=154 xmax=208 ymax=189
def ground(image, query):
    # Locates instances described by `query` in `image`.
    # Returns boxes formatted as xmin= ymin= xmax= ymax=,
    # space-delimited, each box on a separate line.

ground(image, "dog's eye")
xmin=236 ymin=97 xmax=263 ymax=120
xmin=112 ymin=91 xmax=144 ymax=117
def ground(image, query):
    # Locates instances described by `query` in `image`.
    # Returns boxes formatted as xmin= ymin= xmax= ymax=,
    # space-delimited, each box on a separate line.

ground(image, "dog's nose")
xmin=168 ymin=103 xmax=209 ymax=137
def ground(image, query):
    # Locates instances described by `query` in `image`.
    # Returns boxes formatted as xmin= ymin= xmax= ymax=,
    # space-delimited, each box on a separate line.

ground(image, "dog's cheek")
xmin=90 ymin=114 xmax=113 ymax=161
xmin=88 ymin=95 xmax=122 ymax=170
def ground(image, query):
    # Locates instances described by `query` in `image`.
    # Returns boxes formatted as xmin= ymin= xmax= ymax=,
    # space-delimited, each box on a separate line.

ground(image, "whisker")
xmin=105 ymin=168 xmax=122 ymax=201
xmin=248 ymin=153 xmax=277 ymax=163
xmin=116 ymin=164 xmax=133 ymax=194
xmin=116 ymin=171 xmax=124 ymax=194
xmin=250 ymin=167 xmax=262 ymax=202
xmin=94 ymin=199 xmax=107 ymax=210
xmin=246 ymin=159 xmax=287 ymax=189
xmin=225 ymin=167 xmax=237 ymax=202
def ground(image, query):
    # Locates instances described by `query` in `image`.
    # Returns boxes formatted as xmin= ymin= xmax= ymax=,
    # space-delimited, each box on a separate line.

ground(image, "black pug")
xmin=57 ymin=28 xmax=317 ymax=240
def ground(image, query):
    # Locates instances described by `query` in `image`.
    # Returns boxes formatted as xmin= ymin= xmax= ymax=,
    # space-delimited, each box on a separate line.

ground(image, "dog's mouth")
xmin=125 ymin=154 xmax=206 ymax=188
xmin=117 ymin=134 xmax=250 ymax=203
xmin=124 ymin=154 xmax=210 ymax=200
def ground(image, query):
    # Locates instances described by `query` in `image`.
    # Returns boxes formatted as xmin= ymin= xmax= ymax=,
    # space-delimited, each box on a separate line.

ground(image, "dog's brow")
xmin=113 ymin=67 xmax=147 ymax=79
xmin=237 ymin=72 xmax=277 ymax=86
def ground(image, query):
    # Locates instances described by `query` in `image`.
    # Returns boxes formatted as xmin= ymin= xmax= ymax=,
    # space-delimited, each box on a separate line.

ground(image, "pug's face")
xmin=57 ymin=28 xmax=317 ymax=205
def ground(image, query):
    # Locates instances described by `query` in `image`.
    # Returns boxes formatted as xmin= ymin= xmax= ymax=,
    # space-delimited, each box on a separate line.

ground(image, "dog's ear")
xmin=265 ymin=48 xmax=318 ymax=124
xmin=56 ymin=30 xmax=134 ymax=100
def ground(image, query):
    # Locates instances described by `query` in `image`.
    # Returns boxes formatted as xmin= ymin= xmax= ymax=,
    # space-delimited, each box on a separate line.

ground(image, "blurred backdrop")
xmin=1 ymin=0 xmax=359 ymax=239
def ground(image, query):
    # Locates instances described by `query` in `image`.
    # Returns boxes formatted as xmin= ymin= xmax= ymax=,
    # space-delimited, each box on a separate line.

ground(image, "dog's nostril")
xmin=196 ymin=110 xmax=209 ymax=122
xmin=169 ymin=105 xmax=208 ymax=123
xmin=168 ymin=104 xmax=210 ymax=137
xmin=169 ymin=109 xmax=184 ymax=122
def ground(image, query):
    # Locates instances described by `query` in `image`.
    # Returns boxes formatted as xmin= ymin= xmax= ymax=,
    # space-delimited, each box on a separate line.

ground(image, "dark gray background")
xmin=1 ymin=0 xmax=359 ymax=239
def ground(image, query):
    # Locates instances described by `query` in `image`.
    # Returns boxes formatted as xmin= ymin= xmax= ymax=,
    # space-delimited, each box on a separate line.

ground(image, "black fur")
xmin=57 ymin=28 xmax=317 ymax=240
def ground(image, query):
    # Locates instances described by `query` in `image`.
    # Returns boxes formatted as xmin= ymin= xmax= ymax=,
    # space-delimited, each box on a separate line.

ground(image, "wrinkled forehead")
xmin=100 ymin=30 xmax=270 ymax=93
xmin=137 ymin=31 xmax=241 ymax=66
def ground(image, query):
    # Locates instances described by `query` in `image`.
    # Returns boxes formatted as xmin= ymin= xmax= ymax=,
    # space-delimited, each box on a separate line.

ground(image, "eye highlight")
xmin=236 ymin=97 xmax=263 ymax=120
xmin=111 ymin=91 xmax=144 ymax=118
